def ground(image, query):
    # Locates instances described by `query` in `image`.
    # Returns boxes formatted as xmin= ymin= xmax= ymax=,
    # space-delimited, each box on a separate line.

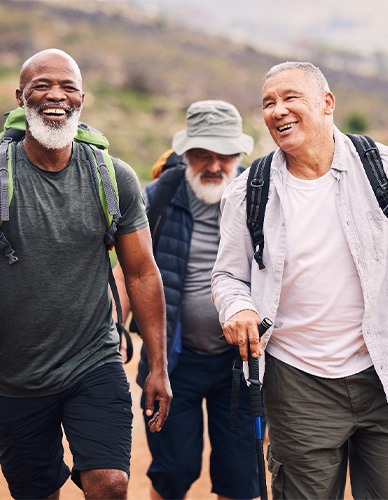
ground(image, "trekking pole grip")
xmin=258 ymin=317 xmax=273 ymax=338
xmin=247 ymin=317 xmax=273 ymax=416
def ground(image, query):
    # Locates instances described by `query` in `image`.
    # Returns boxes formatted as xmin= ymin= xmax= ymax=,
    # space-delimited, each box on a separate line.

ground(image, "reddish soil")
xmin=0 ymin=335 xmax=352 ymax=499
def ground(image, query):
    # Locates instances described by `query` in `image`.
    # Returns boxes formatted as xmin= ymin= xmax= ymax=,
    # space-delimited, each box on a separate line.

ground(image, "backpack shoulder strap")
xmin=1 ymin=107 xmax=26 ymax=140
xmin=0 ymin=138 xmax=12 ymax=223
xmin=246 ymin=152 xmax=274 ymax=269
xmin=0 ymin=133 xmax=18 ymax=263
xmin=0 ymin=109 xmax=23 ymax=223
xmin=79 ymin=143 xmax=121 ymax=248
xmin=347 ymin=133 xmax=388 ymax=217
xmin=147 ymin=165 xmax=186 ymax=249
xmin=80 ymin=142 xmax=127 ymax=346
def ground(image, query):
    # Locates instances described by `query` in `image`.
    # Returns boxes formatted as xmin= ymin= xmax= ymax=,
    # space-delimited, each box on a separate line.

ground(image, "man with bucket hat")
xmin=115 ymin=100 xmax=261 ymax=499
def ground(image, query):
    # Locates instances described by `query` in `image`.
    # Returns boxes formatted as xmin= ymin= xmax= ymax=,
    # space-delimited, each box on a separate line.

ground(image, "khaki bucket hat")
xmin=172 ymin=100 xmax=254 ymax=155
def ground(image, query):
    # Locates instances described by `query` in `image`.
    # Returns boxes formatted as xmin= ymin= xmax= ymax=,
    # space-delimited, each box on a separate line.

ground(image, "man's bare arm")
xmin=115 ymin=227 xmax=172 ymax=431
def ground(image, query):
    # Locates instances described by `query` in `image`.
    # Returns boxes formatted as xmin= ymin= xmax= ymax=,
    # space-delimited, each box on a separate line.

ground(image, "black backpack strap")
xmin=109 ymin=261 xmax=133 ymax=363
xmin=347 ymin=134 xmax=388 ymax=217
xmin=164 ymin=152 xmax=186 ymax=171
xmin=147 ymin=165 xmax=186 ymax=249
xmin=246 ymin=152 xmax=274 ymax=269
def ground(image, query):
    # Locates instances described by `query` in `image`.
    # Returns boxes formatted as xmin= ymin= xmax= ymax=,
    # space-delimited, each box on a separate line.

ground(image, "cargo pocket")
xmin=267 ymin=444 xmax=284 ymax=499
xmin=114 ymin=382 xmax=133 ymax=416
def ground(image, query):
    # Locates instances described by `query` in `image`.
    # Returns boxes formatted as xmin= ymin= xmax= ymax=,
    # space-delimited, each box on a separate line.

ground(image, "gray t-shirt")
xmin=180 ymin=184 xmax=230 ymax=355
xmin=0 ymin=142 xmax=148 ymax=397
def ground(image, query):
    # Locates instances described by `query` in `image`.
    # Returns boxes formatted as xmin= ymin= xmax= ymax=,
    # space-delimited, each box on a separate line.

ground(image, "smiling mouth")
xmin=42 ymin=108 xmax=67 ymax=116
xmin=277 ymin=123 xmax=295 ymax=132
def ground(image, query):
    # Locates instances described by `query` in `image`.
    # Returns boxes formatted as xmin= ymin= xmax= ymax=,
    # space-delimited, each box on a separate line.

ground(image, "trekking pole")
xmin=248 ymin=317 xmax=273 ymax=500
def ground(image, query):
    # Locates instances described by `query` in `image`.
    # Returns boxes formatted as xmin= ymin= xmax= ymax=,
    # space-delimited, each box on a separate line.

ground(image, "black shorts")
xmin=0 ymin=362 xmax=133 ymax=499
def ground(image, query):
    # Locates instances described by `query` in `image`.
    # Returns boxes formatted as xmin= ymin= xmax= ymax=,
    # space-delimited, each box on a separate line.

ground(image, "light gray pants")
xmin=263 ymin=353 xmax=388 ymax=500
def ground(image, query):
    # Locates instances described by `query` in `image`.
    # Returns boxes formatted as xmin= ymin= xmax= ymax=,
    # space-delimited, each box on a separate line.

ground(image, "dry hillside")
xmin=1 ymin=0 xmax=388 ymax=178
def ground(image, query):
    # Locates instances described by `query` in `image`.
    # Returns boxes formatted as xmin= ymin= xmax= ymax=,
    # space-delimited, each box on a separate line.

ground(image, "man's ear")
xmin=324 ymin=91 xmax=335 ymax=115
xmin=15 ymin=88 xmax=24 ymax=107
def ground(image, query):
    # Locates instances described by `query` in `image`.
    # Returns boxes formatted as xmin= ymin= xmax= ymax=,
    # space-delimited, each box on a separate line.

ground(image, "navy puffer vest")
xmin=136 ymin=175 xmax=193 ymax=388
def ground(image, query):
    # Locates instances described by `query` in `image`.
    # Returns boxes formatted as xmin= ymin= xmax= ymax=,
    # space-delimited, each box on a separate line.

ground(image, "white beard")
xmin=185 ymin=161 xmax=238 ymax=205
xmin=24 ymin=104 xmax=82 ymax=150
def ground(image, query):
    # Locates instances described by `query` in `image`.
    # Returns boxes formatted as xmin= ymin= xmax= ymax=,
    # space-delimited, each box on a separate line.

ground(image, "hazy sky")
xmin=135 ymin=0 xmax=388 ymax=57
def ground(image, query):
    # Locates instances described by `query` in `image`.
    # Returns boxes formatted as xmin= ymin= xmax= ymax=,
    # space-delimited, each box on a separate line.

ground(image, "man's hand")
xmin=222 ymin=310 xmax=266 ymax=361
xmin=144 ymin=371 xmax=172 ymax=433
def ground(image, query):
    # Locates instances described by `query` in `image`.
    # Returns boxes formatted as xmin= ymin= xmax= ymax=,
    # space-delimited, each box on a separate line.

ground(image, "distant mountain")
xmin=130 ymin=0 xmax=388 ymax=74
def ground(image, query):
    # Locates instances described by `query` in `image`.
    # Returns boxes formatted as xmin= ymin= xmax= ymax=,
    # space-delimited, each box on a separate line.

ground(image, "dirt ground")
xmin=0 ymin=334 xmax=352 ymax=499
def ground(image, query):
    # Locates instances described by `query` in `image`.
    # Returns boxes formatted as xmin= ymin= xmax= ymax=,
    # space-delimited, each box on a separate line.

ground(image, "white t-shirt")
xmin=266 ymin=169 xmax=372 ymax=378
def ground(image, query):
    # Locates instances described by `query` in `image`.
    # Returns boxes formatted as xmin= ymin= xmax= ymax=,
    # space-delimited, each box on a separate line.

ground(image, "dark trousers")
xmin=143 ymin=347 xmax=262 ymax=499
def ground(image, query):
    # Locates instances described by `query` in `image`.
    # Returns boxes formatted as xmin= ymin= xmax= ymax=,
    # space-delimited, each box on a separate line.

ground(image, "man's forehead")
xmin=263 ymin=85 xmax=304 ymax=98
xmin=263 ymin=69 xmax=310 ymax=96
xmin=21 ymin=52 xmax=81 ymax=86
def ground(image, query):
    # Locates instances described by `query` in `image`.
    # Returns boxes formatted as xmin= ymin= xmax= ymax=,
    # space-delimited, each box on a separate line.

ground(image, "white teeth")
xmin=43 ymin=108 xmax=66 ymax=115
xmin=278 ymin=124 xmax=293 ymax=132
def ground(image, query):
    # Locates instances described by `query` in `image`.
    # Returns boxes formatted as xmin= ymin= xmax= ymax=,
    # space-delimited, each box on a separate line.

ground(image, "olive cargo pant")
xmin=263 ymin=353 xmax=388 ymax=499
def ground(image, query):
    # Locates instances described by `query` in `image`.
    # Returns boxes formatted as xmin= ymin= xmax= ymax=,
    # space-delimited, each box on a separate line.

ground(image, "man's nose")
xmin=46 ymin=85 xmax=66 ymax=101
xmin=272 ymin=101 xmax=289 ymax=119
xmin=206 ymin=157 xmax=222 ymax=172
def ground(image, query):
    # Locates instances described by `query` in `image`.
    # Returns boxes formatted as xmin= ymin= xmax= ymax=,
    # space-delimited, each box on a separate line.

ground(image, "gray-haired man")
xmin=116 ymin=100 xmax=262 ymax=500
xmin=212 ymin=62 xmax=388 ymax=499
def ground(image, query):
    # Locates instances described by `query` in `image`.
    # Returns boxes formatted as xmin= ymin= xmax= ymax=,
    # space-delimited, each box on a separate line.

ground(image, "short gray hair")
xmin=264 ymin=61 xmax=330 ymax=94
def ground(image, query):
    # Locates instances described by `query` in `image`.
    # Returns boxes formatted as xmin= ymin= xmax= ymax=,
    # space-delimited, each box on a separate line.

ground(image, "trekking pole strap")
xmin=230 ymin=350 xmax=243 ymax=430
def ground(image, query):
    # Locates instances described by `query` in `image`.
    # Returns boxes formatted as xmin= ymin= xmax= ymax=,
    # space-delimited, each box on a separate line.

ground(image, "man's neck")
xmin=23 ymin=135 xmax=73 ymax=172
xmin=285 ymin=135 xmax=335 ymax=180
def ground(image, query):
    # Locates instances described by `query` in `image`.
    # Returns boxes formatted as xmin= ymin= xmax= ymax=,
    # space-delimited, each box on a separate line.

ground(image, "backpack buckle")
xmin=0 ymin=136 xmax=13 ymax=146
xmin=250 ymin=179 xmax=264 ymax=188
xmin=0 ymin=231 xmax=18 ymax=264
xmin=6 ymin=249 xmax=18 ymax=264
xmin=363 ymin=145 xmax=379 ymax=154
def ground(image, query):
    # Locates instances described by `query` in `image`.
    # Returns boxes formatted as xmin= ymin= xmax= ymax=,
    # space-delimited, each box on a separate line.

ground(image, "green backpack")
xmin=0 ymin=106 xmax=121 ymax=263
xmin=0 ymin=107 xmax=133 ymax=360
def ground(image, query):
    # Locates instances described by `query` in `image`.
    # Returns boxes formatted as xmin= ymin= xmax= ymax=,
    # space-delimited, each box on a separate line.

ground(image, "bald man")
xmin=0 ymin=49 xmax=171 ymax=500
